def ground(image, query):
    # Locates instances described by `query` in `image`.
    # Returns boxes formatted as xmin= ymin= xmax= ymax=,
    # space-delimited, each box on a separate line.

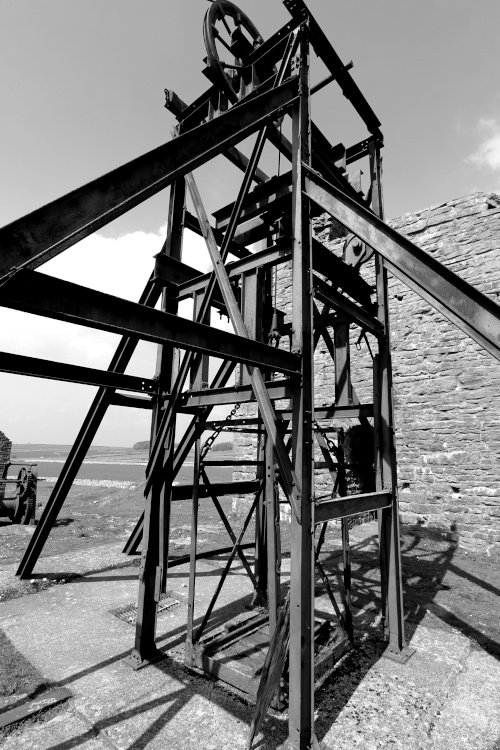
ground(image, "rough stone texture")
xmin=234 ymin=193 xmax=500 ymax=555
xmin=0 ymin=430 xmax=12 ymax=502
xmin=385 ymin=192 xmax=500 ymax=555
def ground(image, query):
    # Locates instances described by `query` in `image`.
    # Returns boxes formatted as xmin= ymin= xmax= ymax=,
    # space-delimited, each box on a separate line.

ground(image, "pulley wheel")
xmin=343 ymin=234 xmax=373 ymax=268
xmin=203 ymin=0 xmax=264 ymax=103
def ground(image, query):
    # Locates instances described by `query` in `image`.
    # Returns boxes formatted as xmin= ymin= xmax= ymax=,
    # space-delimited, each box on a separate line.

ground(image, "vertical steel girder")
xmin=128 ymin=178 xmax=186 ymax=669
xmin=9 ymin=4 xmax=500 ymax=747
xmin=286 ymin=29 xmax=316 ymax=750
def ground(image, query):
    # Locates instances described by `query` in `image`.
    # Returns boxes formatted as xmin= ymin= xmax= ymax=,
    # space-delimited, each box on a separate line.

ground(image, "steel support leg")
xmin=369 ymin=144 xmax=413 ymax=662
xmin=283 ymin=30 xmax=317 ymax=750
xmin=127 ymin=179 xmax=185 ymax=669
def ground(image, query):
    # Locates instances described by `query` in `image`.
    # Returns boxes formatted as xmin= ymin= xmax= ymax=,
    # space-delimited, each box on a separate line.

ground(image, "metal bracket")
xmin=382 ymin=643 xmax=416 ymax=664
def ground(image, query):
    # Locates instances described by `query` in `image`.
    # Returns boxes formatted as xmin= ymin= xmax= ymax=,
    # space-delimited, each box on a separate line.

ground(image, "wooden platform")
xmin=189 ymin=609 xmax=350 ymax=705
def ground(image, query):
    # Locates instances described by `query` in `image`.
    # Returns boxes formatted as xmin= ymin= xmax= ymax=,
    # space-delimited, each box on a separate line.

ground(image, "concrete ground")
xmin=0 ymin=524 xmax=499 ymax=750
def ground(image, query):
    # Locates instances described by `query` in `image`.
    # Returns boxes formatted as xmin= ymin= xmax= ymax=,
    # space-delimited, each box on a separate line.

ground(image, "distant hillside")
xmin=132 ymin=439 xmax=232 ymax=453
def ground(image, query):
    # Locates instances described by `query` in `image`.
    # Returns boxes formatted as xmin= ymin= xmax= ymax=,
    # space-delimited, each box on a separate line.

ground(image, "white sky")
xmin=1 ymin=0 xmax=500 ymax=445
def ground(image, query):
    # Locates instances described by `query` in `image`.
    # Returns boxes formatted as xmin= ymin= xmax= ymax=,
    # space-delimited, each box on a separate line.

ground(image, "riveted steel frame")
xmin=2 ymin=1 xmax=499 ymax=748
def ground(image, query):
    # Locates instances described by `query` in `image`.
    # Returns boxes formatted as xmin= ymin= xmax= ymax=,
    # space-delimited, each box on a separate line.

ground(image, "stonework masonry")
xmin=233 ymin=192 xmax=500 ymax=555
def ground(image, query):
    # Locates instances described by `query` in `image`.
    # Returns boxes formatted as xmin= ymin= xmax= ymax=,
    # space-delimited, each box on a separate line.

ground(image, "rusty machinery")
xmin=0 ymin=463 xmax=37 ymax=525
xmin=1 ymin=1 xmax=499 ymax=748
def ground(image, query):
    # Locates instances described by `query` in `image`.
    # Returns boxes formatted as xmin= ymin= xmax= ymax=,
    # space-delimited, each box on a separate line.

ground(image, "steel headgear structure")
xmin=1 ymin=1 xmax=499 ymax=748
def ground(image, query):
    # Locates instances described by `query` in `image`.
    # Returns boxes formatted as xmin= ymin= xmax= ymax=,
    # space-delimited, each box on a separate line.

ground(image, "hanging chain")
xmin=314 ymin=420 xmax=347 ymax=499
xmin=200 ymin=402 xmax=241 ymax=461
xmin=313 ymin=419 xmax=342 ymax=461
xmin=355 ymin=328 xmax=374 ymax=360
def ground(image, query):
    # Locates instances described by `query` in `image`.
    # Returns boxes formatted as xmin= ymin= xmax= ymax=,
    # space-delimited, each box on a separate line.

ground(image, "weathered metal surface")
xmin=17 ymin=276 xmax=161 ymax=578
xmin=187 ymin=172 xmax=302 ymax=518
xmin=304 ymin=167 xmax=500 ymax=361
xmin=315 ymin=490 xmax=392 ymax=523
xmin=313 ymin=275 xmax=382 ymax=336
xmin=0 ymin=351 xmax=156 ymax=393
xmin=0 ymin=463 xmax=37 ymax=525
xmin=9 ymin=3 xmax=494 ymax=747
xmin=0 ymin=77 xmax=299 ymax=281
xmin=1 ymin=270 xmax=299 ymax=374
xmin=284 ymin=0 xmax=382 ymax=135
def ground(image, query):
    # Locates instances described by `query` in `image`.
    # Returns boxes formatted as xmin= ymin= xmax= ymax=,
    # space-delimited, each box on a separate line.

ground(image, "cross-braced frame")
xmin=2 ymin=2 xmax=499 ymax=749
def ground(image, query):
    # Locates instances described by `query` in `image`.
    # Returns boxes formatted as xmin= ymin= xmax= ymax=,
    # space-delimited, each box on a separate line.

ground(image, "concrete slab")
xmin=0 ymin=711 xmax=111 ymax=750
xmin=428 ymin=648 xmax=500 ymax=749
xmin=1 ymin=534 xmax=498 ymax=750
xmin=318 ymin=627 xmax=470 ymax=750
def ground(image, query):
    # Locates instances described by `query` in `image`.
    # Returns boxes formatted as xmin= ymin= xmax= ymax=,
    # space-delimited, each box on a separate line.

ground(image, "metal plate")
xmin=111 ymin=591 xmax=183 ymax=626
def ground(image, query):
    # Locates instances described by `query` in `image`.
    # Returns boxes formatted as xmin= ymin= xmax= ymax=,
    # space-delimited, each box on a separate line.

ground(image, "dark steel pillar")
xmin=127 ymin=179 xmax=186 ymax=669
xmin=370 ymin=144 xmax=413 ymax=662
xmin=285 ymin=28 xmax=317 ymax=750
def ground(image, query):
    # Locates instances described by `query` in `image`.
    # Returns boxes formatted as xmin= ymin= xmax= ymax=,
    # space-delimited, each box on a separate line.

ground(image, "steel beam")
xmin=213 ymin=171 xmax=292 ymax=229
xmin=16 ymin=275 xmax=160 ymax=578
xmin=186 ymin=172 xmax=302 ymax=521
xmin=315 ymin=490 xmax=391 ymax=523
xmin=0 ymin=351 xmax=156 ymax=393
xmin=129 ymin=178 xmax=187 ymax=669
xmin=304 ymin=167 xmax=500 ymax=360
xmin=181 ymin=379 xmax=293 ymax=408
xmin=314 ymin=275 xmax=382 ymax=337
xmin=286 ymin=30 xmax=316 ymax=750
xmin=0 ymin=77 xmax=299 ymax=281
xmin=165 ymin=88 xmax=269 ymax=184
xmin=157 ymin=241 xmax=292 ymax=303
xmin=123 ymin=360 xmax=236 ymax=556
xmin=1 ymin=270 xmax=299 ymax=374
xmin=283 ymin=0 xmax=382 ymax=136
xmin=109 ymin=393 xmax=153 ymax=409
xmin=312 ymin=238 xmax=373 ymax=307
xmin=142 ymin=38 xmax=301 ymax=503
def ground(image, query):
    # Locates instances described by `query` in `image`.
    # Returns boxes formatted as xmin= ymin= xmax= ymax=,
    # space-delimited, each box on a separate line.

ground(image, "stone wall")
xmin=233 ymin=192 xmax=500 ymax=555
xmin=387 ymin=192 xmax=500 ymax=554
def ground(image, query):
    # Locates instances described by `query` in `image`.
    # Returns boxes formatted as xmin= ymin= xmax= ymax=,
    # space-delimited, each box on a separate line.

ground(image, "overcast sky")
xmin=1 ymin=0 xmax=499 ymax=446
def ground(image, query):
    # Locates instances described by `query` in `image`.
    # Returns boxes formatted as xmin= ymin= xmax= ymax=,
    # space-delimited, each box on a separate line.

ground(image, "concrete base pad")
xmin=1 ymin=541 xmax=499 ymax=749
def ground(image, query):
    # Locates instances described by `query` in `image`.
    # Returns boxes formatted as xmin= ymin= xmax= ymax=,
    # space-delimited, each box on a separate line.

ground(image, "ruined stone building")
xmin=234 ymin=192 xmax=500 ymax=555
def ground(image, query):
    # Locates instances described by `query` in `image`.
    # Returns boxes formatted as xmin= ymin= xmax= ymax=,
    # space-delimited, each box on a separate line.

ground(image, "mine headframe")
xmin=1 ymin=1 xmax=499 ymax=749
